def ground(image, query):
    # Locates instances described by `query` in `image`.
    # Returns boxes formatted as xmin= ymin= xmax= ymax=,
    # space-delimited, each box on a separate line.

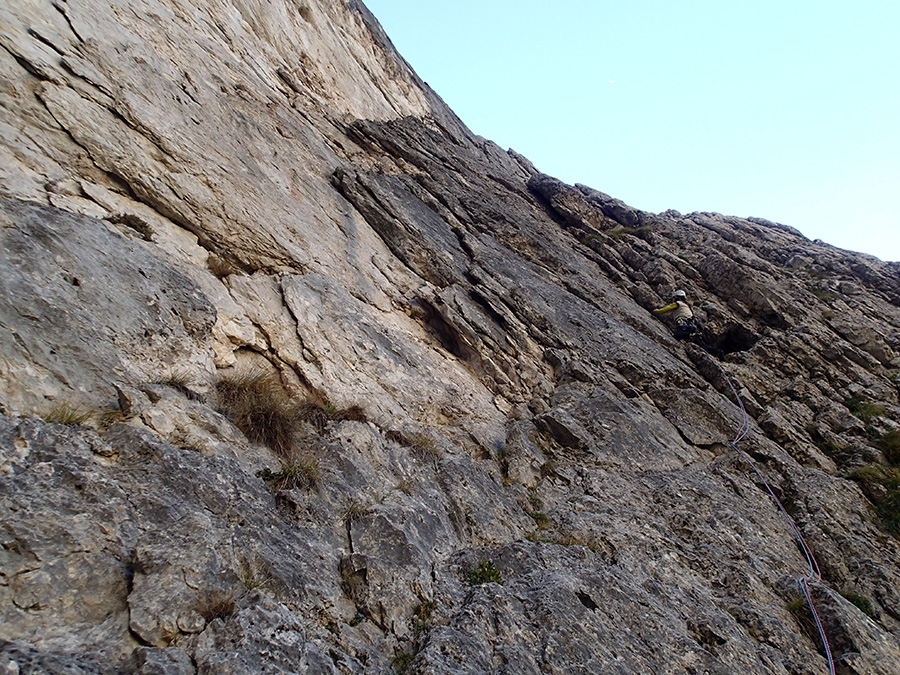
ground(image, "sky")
xmin=364 ymin=0 xmax=900 ymax=262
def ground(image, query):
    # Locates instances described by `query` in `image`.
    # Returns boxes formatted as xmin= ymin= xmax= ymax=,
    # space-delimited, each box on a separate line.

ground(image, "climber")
xmin=653 ymin=289 xmax=702 ymax=341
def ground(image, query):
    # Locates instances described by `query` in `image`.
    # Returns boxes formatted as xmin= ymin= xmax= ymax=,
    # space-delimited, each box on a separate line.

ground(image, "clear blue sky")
xmin=364 ymin=1 xmax=900 ymax=262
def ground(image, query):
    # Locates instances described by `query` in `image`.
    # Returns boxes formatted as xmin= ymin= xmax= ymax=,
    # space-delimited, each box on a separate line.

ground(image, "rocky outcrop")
xmin=2 ymin=1 xmax=900 ymax=674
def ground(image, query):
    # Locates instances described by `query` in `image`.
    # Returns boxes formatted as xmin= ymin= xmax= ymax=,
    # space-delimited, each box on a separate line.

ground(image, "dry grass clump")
xmin=216 ymin=370 xmax=368 ymax=457
xmin=386 ymin=429 xmax=443 ymax=463
xmin=215 ymin=371 xmax=300 ymax=457
xmin=237 ymin=554 xmax=273 ymax=591
xmin=42 ymin=402 xmax=94 ymax=426
xmin=298 ymin=398 xmax=368 ymax=434
xmin=256 ymin=457 xmax=321 ymax=491
xmin=206 ymin=253 xmax=241 ymax=278
xmin=196 ymin=588 xmax=239 ymax=622
xmin=153 ymin=368 xmax=206 ymax=402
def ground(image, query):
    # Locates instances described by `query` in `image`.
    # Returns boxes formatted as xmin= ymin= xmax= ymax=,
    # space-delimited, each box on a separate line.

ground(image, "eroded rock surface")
xmin=2 ymin=1 xmax=899 ymax=674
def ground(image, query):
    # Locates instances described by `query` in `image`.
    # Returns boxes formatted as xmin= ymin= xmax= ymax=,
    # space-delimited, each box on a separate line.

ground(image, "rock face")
xmin=2 ymin=1 xmax=900 ymax=674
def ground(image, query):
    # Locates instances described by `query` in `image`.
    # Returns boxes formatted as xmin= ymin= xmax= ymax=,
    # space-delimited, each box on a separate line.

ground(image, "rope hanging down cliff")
xmin=718 ymin=364 xmax=836 ymax=675
xmin=663 ymin=358 xmax=836 ymax=672
xmin=653 ymin=288 xmax=835 ymax=671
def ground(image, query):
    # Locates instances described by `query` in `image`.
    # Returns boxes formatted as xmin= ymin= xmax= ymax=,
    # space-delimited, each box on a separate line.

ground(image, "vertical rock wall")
xmin=1 ymin=1 xmax=899 ymax=674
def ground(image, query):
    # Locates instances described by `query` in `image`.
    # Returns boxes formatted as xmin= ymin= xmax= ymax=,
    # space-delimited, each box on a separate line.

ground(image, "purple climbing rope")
xmin=718 ymin=364 xmax=836 ymax=675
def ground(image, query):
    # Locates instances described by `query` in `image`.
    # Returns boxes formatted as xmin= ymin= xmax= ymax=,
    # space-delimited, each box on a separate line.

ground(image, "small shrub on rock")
xmin=873 ymin=429 xmax=900 ymax=465
xmin=840 ymin=590 xmax=876 ymax=618
xmin=467 ymin=560 xmax=502 ymax=586
xmin=844 ymin=394 xmax=884 ymax=422
xmin=850 ymin=464 xmax=900 ymax=536
xmin=392 ymin=649 xmax=417 ymax=674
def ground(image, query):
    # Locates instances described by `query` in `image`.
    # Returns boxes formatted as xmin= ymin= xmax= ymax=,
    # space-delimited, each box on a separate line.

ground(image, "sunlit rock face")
xmin=2 ymin=2 xmax=899 ymax=674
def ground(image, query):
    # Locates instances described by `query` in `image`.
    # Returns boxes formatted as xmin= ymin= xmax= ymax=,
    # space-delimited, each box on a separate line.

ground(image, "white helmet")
xmin=672 ymin=289 xmax=687 ymax=299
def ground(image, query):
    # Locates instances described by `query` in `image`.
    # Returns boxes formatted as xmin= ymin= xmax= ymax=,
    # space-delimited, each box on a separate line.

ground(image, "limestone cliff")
xmin=1 ymin=2 xmax=899 ymax=674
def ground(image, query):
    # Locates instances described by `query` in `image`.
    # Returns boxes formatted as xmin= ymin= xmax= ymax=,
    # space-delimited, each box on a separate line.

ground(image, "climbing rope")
xmin=716 ymin=363 xmax=836 ymax=675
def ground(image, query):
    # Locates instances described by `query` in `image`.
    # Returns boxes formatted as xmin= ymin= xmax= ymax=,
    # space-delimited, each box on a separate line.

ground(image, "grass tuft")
xmin=154 ymin=368 xmax=205 ymax=402
xmin=844 ymin=394 xmax=884 ymax=422
xmin=850 ymin=464 xmax=900 ymax=536
xmin=873 ymin=429 xmax=900 ymax=465
xmin=216 ymin=372 xmax=299 ymax=457
xmin=237 ymin=554 xmax=272 ymax=591
xmin=42 ymin=402 xmax=94 ymax=426
xmin=196 ymin=588 xmax=238 ymax=622
xmin=467 ymin=560 xmax=503 ymax=586
xmin=392 ymin=649 xmax=417 ymax=674
xmin=256 ymin=457 xmax=320 ymax=491
xmin=607 ymin=225 xmax=653 ymax=240
xmin=412 ymin=600 xmax=436 ymax=636
xmin=840 ymin=590 xmax=875 ymax=618
xmin=207 ymin=253 xmax=240 ymax=278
